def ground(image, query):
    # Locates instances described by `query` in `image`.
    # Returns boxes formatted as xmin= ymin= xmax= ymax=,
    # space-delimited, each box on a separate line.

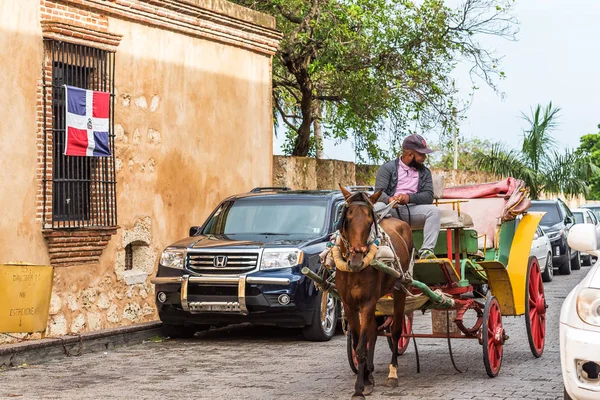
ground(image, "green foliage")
xmin=231 ymin=0 xmax=517 ymax=161
xmin=576 ymin=125 xmax=600 ymax=200
xmin=475 ymin=103 xmax=599 ymax=199
xmin=429 ymin=137 xmax=494 ymax=170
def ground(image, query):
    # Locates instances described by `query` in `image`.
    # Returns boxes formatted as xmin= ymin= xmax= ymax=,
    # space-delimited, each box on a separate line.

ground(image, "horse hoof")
xmin=363 ymin=383 xmax=374 ymax=395
xmin=385 ymin=378 xmax=398 ymax=388
xmin=351 ymin=396 xmax=365 ymax=400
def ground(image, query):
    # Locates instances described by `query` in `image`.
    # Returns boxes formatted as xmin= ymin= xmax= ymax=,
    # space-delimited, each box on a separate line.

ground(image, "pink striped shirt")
xmin=394 ymin=159 xmax=419 ymax=196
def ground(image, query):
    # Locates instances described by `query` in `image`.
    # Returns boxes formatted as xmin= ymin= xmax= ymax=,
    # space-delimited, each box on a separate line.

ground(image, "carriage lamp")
xmin=160 ymin=248 xmax=185 ymax=269
xmin=260 ymin=249 xmax=304 ymax=270
xmin=576 ymin=288 xmax=600 ymax=327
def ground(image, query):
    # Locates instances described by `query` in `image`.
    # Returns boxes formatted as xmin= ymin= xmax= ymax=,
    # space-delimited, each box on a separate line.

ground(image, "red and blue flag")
xmin=64 ymin=85 xmax=111 ymax=157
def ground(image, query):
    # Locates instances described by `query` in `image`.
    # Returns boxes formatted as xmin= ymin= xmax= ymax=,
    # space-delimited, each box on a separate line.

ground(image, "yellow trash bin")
xmin=0 ymin=263 xmax=54 ymax=336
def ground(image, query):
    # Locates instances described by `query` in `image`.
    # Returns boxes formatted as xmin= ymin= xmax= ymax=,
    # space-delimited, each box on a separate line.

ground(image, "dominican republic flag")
xmin=64 ymin=85 xmax=111 ymax=157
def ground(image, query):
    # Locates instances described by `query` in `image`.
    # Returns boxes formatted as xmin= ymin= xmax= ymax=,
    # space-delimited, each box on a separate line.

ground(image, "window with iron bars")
xmin=42 ymin=40 xmax=117 ymax=228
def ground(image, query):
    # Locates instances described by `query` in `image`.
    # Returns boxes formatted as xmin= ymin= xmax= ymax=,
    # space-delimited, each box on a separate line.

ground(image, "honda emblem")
xmin=213 ymin=255 xmax=228 ymax=268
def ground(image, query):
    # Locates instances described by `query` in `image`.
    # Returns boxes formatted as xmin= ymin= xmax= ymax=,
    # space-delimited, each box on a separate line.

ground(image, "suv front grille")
xmin=186 ymin=252 xmax=259 ymax=275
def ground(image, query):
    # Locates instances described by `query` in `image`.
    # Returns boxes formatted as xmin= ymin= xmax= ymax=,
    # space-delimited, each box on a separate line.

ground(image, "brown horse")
xmin=336 ymin=186 xmax=413 ymax=400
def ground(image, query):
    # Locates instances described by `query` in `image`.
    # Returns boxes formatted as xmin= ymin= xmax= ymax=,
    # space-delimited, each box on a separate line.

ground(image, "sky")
xmin=273 ymin=0 xmax=600 ymax=162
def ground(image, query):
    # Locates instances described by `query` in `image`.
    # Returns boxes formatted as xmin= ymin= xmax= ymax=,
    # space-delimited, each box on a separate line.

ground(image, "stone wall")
xmin=273 ymin=156 xmax=356 ymax=190
xmin=276 ymin=156 xmax=500 ymax=190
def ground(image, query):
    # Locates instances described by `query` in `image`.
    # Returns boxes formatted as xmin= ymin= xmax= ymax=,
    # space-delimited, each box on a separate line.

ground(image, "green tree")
xmin=232 ymin=0 xmax=517 ymax=161
xmin=576 ymin=125 xmax=600 ymax=200
xmin=429 ymin=137 xmax=494 ymax=170
xmin=475 ymin=102 xmax=598 ymax=199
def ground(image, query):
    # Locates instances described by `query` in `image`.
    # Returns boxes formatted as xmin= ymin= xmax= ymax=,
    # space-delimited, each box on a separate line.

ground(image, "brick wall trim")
xmin=43 ymin=227 xmax=118 ymax=267
xmin=41 ymin=21 xmax=123 ymax=52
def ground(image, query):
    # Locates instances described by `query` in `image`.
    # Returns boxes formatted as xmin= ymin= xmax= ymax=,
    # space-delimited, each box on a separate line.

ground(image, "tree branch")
xmin=276 ymin=4 xmax=302 ymax=24
xmin=274 ymin=98 xmax=299 ymax=132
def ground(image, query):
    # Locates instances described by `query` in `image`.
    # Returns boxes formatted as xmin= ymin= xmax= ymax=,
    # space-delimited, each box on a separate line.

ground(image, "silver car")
xmin=530 ymin=225 xmax=553 ymax=282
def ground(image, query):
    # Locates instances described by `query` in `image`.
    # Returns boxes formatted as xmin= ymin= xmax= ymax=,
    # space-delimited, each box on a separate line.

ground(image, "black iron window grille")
xmin=42 ymin=40 xmax=117 ymax=228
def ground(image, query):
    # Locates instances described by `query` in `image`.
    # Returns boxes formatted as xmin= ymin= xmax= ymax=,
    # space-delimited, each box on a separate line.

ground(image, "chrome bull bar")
xmin=150 ymin=275 xmax=291 ymax=315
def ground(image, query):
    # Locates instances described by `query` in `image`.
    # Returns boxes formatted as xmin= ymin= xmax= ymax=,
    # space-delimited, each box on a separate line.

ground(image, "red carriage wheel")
xmin=347 ymin=331 xmax=359 ymax=374
xmin=482 ymin=296 xmax=504 ymax=377
xmin=386 ymin=312 xmax=413 ymax=355
xmin=525 ymin=256 xmax=546 ymax=358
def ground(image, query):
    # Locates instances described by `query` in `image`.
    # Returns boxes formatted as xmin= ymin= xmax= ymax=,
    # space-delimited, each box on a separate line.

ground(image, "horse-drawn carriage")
xmin=302 ymin=177 xmax=547 ymax=399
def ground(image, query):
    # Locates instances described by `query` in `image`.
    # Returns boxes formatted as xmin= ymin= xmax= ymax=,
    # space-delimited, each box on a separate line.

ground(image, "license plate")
xmin=189 ymin=302 xmax=241 ymax=313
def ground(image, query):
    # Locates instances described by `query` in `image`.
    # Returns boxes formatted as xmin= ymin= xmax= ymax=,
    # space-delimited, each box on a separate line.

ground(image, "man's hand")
xmin=389 ymin=194 xmax=410 ymax=206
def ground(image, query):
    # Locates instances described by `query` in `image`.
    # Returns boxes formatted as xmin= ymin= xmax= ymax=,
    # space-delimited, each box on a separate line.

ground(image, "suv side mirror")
xmin=565 ymin=216 xmax=573 ymax=225
xmin=189 ymin=226 xmax=201 ymax=236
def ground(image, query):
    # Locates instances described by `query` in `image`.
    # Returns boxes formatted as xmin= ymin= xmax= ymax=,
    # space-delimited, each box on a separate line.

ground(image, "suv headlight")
xmin=576 ymin=288 xmax=600 ymax=326
xmin=160 ymin=249 xmax=185 ymax=269
xmin=546 ymin=229 xmax=563 ymax=240
xmin=260 ymin=249 xmax=304 ymax=270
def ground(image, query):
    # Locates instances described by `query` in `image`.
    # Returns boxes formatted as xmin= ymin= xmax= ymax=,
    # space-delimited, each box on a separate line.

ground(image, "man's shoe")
xmin=419 ymin=249 xmax=436 ymax=260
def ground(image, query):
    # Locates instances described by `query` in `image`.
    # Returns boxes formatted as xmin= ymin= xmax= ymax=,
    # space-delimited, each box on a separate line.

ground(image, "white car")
xmin=560 ymin=224 xmax=600 ymax=400
xmin=572 ymin=208 xmax=600 ymax=266
xmin=531 ymin=225 xmax=553 ymax=282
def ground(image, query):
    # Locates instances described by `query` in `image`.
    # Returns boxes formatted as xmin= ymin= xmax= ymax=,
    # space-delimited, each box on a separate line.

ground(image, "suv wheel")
xmin=302 ymin=292 xmax=337 ymax=342
xmin=558 ymin=247 xmax=572 ymax=275
xmin=541 ymin=253 xmax=553 ymax=282
xmin=571 ymin=250 xmax=581 ymax=270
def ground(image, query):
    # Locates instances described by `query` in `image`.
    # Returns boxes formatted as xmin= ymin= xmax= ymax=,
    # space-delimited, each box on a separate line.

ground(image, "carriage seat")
xmin=434 ymin=174 xmax=474 ymax=230
xmin=437 ymin=177 xmax=530 ymax=249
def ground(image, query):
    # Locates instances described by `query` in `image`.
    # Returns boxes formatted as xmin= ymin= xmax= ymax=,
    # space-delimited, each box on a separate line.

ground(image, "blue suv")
xmin=151 ymin=187 xmax=351 ymax=341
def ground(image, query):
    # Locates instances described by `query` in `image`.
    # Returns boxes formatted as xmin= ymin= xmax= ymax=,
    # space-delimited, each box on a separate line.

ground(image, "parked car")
xmin=580 ymin=203 xmax=600 ymax=222
xmin=531 ymin=225 xmax=553 ymax=282
xmin=529 ymin=199 xmax=581 ymax=275
xmin=571 ymin=208 xmax=600 ymax=266
xmin=560 ymin=224 xmax=600 ymax=400
xmin=152 ymin=187 xmax=350 ymax=341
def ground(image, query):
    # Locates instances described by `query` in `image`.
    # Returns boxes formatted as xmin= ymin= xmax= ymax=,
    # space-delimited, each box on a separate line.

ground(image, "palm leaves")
xmin=475 ymin=102 xmax=598 ymax=199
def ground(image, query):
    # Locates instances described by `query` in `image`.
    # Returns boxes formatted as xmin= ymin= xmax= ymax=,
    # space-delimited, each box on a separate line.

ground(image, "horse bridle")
xmin=337 ymin=192 xmax=379 ymax=259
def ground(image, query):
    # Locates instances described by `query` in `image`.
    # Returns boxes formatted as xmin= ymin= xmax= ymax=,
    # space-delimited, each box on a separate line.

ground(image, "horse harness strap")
xmin=322 ymin=225 xmax=404 ymax=279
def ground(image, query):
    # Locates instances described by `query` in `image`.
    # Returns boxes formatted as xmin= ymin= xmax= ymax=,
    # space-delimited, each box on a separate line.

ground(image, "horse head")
xmin=339 ymin=185 xmax=382 ymax=272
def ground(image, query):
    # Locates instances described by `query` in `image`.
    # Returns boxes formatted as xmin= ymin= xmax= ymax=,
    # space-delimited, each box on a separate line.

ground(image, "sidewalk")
xmin=0 ymin=321 xmax=162 ymax=368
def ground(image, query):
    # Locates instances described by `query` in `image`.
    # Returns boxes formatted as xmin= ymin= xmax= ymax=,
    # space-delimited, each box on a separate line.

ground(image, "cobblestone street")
xmin=0 ymin=265 xmax=585 ymax=400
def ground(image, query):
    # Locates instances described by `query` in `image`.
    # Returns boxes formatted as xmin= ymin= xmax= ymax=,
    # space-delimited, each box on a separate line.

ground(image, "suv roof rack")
xmin=250 ymin=186 xmax=292 ymax=193
xmin=347 ymin=185 xmax=375 ymax=191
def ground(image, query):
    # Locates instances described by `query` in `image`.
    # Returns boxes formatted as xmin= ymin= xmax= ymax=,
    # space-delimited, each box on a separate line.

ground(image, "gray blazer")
xmin=374 ymin=158 xmax=434 ymax=205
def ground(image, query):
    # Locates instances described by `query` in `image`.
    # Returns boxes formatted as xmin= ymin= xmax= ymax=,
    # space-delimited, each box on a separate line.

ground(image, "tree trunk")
xmin=292 ymin=70 xmax=313 ymax=157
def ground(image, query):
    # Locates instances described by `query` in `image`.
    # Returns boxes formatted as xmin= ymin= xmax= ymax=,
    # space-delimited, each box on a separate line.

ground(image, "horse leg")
xmin=364 ymin=307 xmax=378 ymax=396
xmin=353 ymin=303 xmax=378 ymax=399
xmin=386 ymin=290 xmax=406 ymax=388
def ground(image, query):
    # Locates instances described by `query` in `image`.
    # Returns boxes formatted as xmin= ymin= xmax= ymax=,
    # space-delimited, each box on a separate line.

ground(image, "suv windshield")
xmin=202 ymin=197 xmax=329 ymax=239
xmin=529 ymin=203 xmax=561 ymax=225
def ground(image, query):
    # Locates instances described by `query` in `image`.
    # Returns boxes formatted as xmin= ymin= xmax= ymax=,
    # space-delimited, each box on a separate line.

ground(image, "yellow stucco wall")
xmin=111 ymin=17 xmax=273 ymax=250
xmin=0 ymin=0 xmax=275 ymax=340
xmin=0 ymin=0 xmax=49 ymax=264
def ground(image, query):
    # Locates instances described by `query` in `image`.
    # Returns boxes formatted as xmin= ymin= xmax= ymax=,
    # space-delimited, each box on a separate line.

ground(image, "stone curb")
xmin=0 ymin=321 xmax=163 ymax=368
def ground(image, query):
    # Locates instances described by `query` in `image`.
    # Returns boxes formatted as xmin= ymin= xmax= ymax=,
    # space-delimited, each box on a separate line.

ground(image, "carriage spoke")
xmin=529 ymin=298 xmax=536 ymax=308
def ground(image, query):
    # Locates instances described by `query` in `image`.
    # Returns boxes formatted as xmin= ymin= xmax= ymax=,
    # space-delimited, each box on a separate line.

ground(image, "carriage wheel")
xmin=525 ymin=256 xmax=546 ymax=358
xmin=482 ymin=296 xmax=504 ymax=377
xmin=347 ymin=331 xmax=359 ymax=374
xmin=386 ymin=312 xmax=413 ymax=355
